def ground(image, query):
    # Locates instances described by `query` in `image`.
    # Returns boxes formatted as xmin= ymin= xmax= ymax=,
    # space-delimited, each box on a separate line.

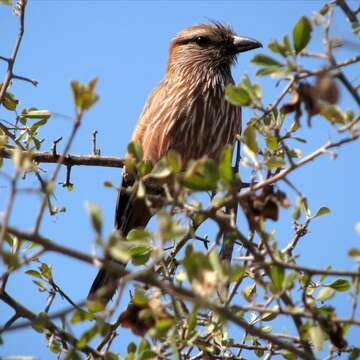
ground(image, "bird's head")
xmin=167 ymin=22 xmax=262 ymax=74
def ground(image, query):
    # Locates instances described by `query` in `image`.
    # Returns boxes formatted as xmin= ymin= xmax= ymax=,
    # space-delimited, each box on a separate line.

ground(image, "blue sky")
xmin=0 ymin=1 xmax=359 ymax=358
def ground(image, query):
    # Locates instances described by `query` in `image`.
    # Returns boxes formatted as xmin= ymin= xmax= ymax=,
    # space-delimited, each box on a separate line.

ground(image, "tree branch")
xmin=0 ymin=148 xmax=124 ymax=168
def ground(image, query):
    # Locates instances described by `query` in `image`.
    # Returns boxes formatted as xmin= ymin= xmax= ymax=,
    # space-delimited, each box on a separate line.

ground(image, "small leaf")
xmin=209 ymin=248 xmax=226 ymax=281
xmin=271 ymin=265 xmax=285 ymax=291
xmin=293 ymin=16 xmax=312 ymax=54
xmin=85 ymin=202 xmax=102 ymax=235
xmin=71 ymin=309 xmax=94 ymax=324
xmin=349 ymin=348 xmax=360 ymax=360
xmin=126 ymin=228 xmax=151 ymax=242
xmin=2 ymin=92 xmax=19 ymax=111
xmin=25 ymin=270 xmax=42 ymax=279
xmin=71 ymin=78 xmax=99 ymax=112
xmin=320 ymin=265 xmax=332 ymax=282
xmin=219 ymin=145 xmax=233 ymax=182
xmin=225 ymin=84 xmax=251 ymax=106
xmin=166 ymin=150 xmax=182 ymax=173
xmin=243 ymin=125 xmax=259 ymax=153
xmin=39 ymin=263 xmax=52 ymax=281
xmin=284 ymin=272 xmax=297 ymax=290
xmin=133 ymin=289 xmax=148 ymax=306
xmin=348 ymin=248 xmax=360 ymax=261
xmin=319 ymin=103 xmax=345 ymax=124
xmin=266 ymin=136 xmax=278 ymax=151
xmin=151 ymin=161 xmax=172 ymax=179
xmin=309 ymin=326 xmax=324 ymax=352
xmin=328 ymin=279 xmax=350 ymax=292
xmin=77 ymin=325 xmax=98 ymax=349
xmin=313 ymin=207 xmax=330 ymax=218
xmin=63 ymin=349 xmax=82 ymax=360
xmin=155 ymin=318 xmax=173 ymax=337
xmin=187 ymin=305 xmax=198 ymax=334
xmin=251 ymin=54 xmax=282 ymax=67
xmin=256 ymin=66 xmax=283 ymax=77
xmin=127 ymin=342 xmax=137 ymax=354
xmin=316 ymin=287 xmax=335 ymax=301
xmin=265 ymin=156 xmax=284 ymax=170
xmin=22 ymin=109 xmax=51 ymax=120
xmin=127 ymin=141 xmax=143 ymax=162
xmin=242 ymin=283 xmax=256 ymax=302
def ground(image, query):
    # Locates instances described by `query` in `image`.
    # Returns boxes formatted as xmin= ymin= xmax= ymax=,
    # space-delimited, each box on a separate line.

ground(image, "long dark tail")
xmin=87 ymin=174 xmax=151 ymax=304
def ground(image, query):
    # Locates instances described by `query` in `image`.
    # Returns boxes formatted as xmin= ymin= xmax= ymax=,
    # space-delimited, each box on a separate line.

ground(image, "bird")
xmin=88 ymin=22 xmax=262 ymax=304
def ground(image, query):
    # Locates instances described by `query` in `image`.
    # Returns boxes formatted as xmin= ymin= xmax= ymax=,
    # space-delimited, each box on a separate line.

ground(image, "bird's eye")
xmin=193 ymin=36 xmax=211 ymax=46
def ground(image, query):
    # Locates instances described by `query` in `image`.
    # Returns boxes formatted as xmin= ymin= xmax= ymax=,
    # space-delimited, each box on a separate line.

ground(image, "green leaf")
xmin=281 ymin=351 xmax=297 ymax=360
xmin=265 ymin=156 xmax=284 ymax=170
xmin=187 ymin=304 xmax=198 ymax=334
xmin=77 ymin=325 xmax=98 ymax=348
xmin=348 ymin=248 xmax=360 ymax=261
xmin=266 ymin=136 xmax=278 ymax=151
xmin=261 ymin=306 xmax=279 ymax=322
xmin=31 ymin=312 xmax=50 ymax=333
xmin=243 ymin=125 xmax=259 ymax=153
xmin=0 ymin=0 xmax=12 ymax=5
xmin=63 ymin=349 xmax=82 ymax=360
xmin=104 ymin=352 xmax=119 ymax=360
xmin=127 ymin=141 xmax=143 ymax=162
xmin=130 ymin=247 xmax=151 ymax=266
xmin=309 ymin=326 xmax=324 ymax=352
xmin=328 ymin=279 xmax=350 ymax=292
xmin=127 ymin=342 xmax=137 ymax=354
xmin=251 ymin=54 xmax=282 ymax=67
xmin=138 ymin=339 xmax=151 ymax=353
xmin=219 ymin=145 xmax=233 ymax=182
xmin=209 ymin=249 xmax=226 ymax=281
xmin=271 ymin=265 xmax=285 ymax=291
xmin=225 ymin=84 xmax=251 ymax=106
xmin=319 ymin=103 xmax=346 ymax=124
xmin=133 ymin=288 xmax=149 ymax=306
xmin=349 ymin=348 xmax=360 ymax=360
xmin=21 ymin=109 xmax=51 ymax=120
xmin=32 ymin=280 xmax=48 ymax=292
xmin=183 ymin=159 xmax=219 ymax=191
xmin=40 ymin=263 xmax=52 ymax=281
xmin=242 ymin=283 xmax=256 ymax=302
xmin=166 ymin=150 xmax=182 ymax=173
xmin=70 ymin=309 xmax=94 ymax=324
xmin=228 ymin=265 xmax=245 ymax=282
xmin=268 ymin=40 xmax=288 ymax=57
xmin=313 ymin=206 xmax=330 ymax=218
xmin=48 ymin=337 xmax=62 ymax=353
xmin=256 ymin=66 xmax=283 ymax=77
xmin=87 ymin=299 xmax=105 ymax=313
xmin=293 ymin=16 xmax=312 ymax=54
xmin=151 ymin=160 xmax=172 ymax=179
xmin=70 ymin=78 xmax=99 ymax=112
xmin=316 ymin=287 xmax=335 ymax=301
xmin=284 ymin=272 xmax=297 ymax=290
xmin=2 ymin=92 xmax=19 ymax=111
xmin=320 ymin=265 xmax=332 ymax=282
xmin=126 ymin=228 xmax=151 ymax=242
xmin=261 ymin=326 xmax=272 ymax=333
xmin=85 ymin=202 xmax=102 ymax=235
xmin=155 ymin=318 xmax=173 ymax=337
xmin=25 ymin=270 xmax=42 ymax=279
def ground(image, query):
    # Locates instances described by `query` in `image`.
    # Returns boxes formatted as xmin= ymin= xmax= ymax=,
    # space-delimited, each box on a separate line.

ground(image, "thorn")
xmin=51 ymin=136 xmax=63 ymax=157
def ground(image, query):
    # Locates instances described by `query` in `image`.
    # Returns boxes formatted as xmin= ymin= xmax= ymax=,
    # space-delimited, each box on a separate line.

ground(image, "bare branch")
xmin=0 ymin=148 xmax=124 ymax=168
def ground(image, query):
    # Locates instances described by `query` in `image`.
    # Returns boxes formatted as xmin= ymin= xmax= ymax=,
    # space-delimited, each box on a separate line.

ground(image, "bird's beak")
xmin=233 ymin=36 xmax=262 ymax=53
